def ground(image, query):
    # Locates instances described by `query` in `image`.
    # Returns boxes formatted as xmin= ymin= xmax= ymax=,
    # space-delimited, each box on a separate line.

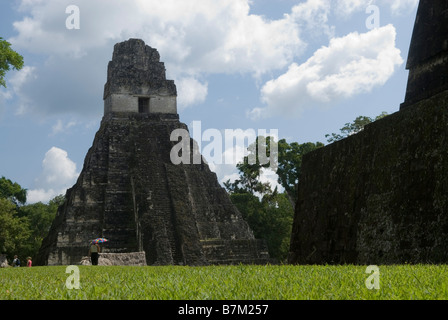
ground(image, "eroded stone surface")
xmin=36 ymin=40 xmax=269 ymax=266
xmin=289 ymin=1 xmax=448 ymax=265
xmin=401 ymin=0 xmax=448 ymax=108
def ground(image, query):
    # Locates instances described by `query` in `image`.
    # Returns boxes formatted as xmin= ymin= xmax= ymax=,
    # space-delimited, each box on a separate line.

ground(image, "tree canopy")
xmin=325 ymin=112 xmax=389 ymax=143
xmin=0 ymin=176 xmax=27 ymax=206
xmin=224 ymin=136 xmax=323 ymax=261
xmin=0 ymin=37 xmax=24 ymax=88
xmin=277 ymin=140 xmax=324 ymax=207
xmin=0 ymin=177 xmax=62 ymax=264
xmin=224 ymin=113 xmax=390 ymax=261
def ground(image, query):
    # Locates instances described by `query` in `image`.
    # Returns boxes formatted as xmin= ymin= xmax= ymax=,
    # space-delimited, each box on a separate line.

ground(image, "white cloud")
xmin=27 ymin=147 xmax=79 ymax=203
xmin=6 ymin=0 xmax=417 ymax=118
xmin=253 ymin=24 xmax=403 ymax=119
xmin=176 ymin=77 xmax=208 ymax=110
xmin=259 ymin=168 xmax=283 ymax=192
xmin=11 ymin=0 xmax=303 ymax=69
xmin=27 ymin=188 xmax=61 ymax=204
xmin=211 ymin=163 xmax=240 ymax=186
xmin=203 ymin=129 xmax=280 ymax=191
xmin=334 ymin=0 xmax=371 ymax=16
xmin=8 ymin=0 xmax=305 ymax=115
xmin=334 ymin=0 xmax=418 ymax=16
xmin=0 ymin=66 xmax=37 ymax=115
xmin=389 ymin=0 xmax=419 ymax=15
xmin=50 ymin=119 xmax=77 ymax=136
xmin=291 ymin=0 xmax=334 ymax=38
xmin=0 ymin=88 xmax=13 ymax=101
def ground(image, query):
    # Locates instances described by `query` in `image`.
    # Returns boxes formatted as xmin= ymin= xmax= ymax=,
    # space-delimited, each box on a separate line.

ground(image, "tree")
xmin=0 ymin=198 xmax=31 ymax=256
xmin=225 ymin=136 xmax=319 ymax=262
xmin=258 ymin=192 xmax=294 ymax=261
xmin=325 ymin=112 xmax=389 ymax=143
xmin=0 ymin=176 xmax=63 ymax=262
xmin=0 ymin=37 xmax=24 ymax=88
xmin=0 ymin=176 xmax=27 ymax=206
xmin=18 ymin=195 xmax=62 ymax=259
xmin=228 ymin=191 xmax=294 ymax=262
xmin=276 ymin=140 xmax=324 ymax=208
xmin=226 ymin=138 xmax=324 ymax=207
xmin=225 ymin=136 xmax=277 ymax=197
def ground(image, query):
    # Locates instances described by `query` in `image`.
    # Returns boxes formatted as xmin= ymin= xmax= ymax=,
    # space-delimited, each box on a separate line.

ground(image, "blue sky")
xmin=0 ymin=0 xmax=419 ymax=203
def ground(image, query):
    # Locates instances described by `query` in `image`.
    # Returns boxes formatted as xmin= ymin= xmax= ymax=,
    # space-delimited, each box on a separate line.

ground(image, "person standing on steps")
xmin=89 ymin=242 xmax=101 ymax=265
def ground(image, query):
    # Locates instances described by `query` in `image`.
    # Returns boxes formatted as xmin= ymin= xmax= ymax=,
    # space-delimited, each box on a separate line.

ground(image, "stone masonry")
xmin=103 ymin=39 xmax=177 ymax=115
xmin=36 ymin=39 xmax=269 ymax=266
xmin=288 ymin=0 xmax=448 ymax=265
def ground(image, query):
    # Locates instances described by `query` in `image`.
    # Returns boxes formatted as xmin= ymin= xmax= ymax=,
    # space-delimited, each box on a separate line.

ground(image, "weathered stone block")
xmin=80 ymin=252 xmax=147 ymax=266
xmin=402 ymin=0 xmax=448 ymax=108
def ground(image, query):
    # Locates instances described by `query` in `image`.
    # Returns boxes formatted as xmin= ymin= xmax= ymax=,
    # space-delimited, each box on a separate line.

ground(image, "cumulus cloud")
xmin=389 ymin=0 xmax=419 ymax=15
xmin=8 ymin=0 xmax=304 ymax=116
xmin=27 ymin=147 xmax=79 ymax=203
xmin=176 ymin=77 xmax=208 ymax=110
xmin=291 ymin=0 xmax=334 ymax=38
xmin=334 ymin=0 xmax=418 ymax=17
xmin=0 ymin=66 xmax=37 ymax=115
xmin=334 ymin=0 xmax=371 ymax=16
xmin=6 ymin=0 xmax=417 ymax=119
xmin=252 ymin=24 xmax=403 ymax=120
xmin=50 ymin=119 xmax=77 ymax=136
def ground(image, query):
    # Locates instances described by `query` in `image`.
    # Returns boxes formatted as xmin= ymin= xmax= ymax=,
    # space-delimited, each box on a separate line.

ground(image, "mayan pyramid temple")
xmin=36 ymin=39 xmax=269 ymax=266
xmin=288 ymin=0 xmax=448 ymax=265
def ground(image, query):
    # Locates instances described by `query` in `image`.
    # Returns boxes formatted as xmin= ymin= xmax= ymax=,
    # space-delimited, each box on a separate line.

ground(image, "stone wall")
xmin=80 ymin=252 xmax=147 ymax=266
xmin=103 ymin=39 xmax=177 ymax=115
xmin=288 ymin=90 xmax=448 ymax=265
xmin=201 ymin=240 xmax=270 ymax=265
xmin=401 ymin=0 xmax=448 ymax=109
xmin=37 ymin=113 xmax=269 ymax=266
xmin=104 ymin=94 xmax=177 ymax=115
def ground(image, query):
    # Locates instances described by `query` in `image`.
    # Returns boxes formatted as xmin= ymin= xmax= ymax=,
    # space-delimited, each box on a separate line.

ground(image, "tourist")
xmin=26 ymin=257 xmax=32 ymax=267
xmin=12 ymin=255 xmax=20 ymax=267
xmin=89 ymin=242 xmax=101 ymax=265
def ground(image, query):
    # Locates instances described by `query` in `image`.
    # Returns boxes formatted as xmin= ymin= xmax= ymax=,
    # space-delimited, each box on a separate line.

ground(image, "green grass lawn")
xmin=1 ymin=264 xmax=447 ymax=300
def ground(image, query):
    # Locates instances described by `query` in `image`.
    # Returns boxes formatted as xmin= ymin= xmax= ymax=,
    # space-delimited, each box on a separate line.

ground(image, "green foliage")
xmin=276 ymin=140 xmax=324 ymax=206
xmin=259 ymin=193 xmax=294 ymax=261
xmin=0 ymin=176 xmax=61 ymax=262
xmin=0 ymin=176 xmax=27 ymax=206
xmin=17 ymin=200 xmax=59 ymax=259
xmin=225 ymin=136 xmax=277 ymax=196
xmin=0 ymin=198 xmax=31 ymax=255
xmin=0 ymin=37 xmax=24 ymax=88
xmin=326 ymin=112 xmax=389 ymax=143
xmin=1 ymin=265 xmax=447 ymax=300
xmin=230 ymin=192 xmax=293 ymax=262
xmin=224 ymin=137 xmax=323 ymax=261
